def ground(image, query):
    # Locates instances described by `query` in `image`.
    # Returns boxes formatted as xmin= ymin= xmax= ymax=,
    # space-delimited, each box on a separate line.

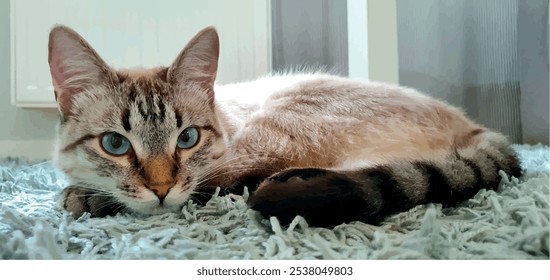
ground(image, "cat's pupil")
xmin=111 ymin=135 xmax=123 ymax=148
xmin=180 ymin=131 xmax=190 ymax=142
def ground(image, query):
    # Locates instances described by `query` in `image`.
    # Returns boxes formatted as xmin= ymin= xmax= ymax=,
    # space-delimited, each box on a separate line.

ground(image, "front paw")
xmin=248 ymin=168 xmax=369 ymax=227
xmin=60 ymin=186 xmax=124 ymax=218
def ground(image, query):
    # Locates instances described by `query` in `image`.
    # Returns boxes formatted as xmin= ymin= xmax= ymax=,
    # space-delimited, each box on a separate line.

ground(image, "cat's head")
xmin=49 ymin=25 xmax=226 ymax=215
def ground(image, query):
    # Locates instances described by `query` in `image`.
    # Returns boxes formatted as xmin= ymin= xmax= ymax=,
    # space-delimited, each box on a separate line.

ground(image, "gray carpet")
xmin=0 ymin=144 xmax=548 ymax=259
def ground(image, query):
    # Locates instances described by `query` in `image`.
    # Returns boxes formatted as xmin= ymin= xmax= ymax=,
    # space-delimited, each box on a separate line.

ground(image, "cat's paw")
xmin=248 ymin=168 xmax=371 ymax=227
xmin=60 ymin=186 xmax=124 ymax=218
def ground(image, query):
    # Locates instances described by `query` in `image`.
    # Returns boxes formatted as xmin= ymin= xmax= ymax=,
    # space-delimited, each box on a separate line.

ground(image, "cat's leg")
xmin=60 ymin=186 xmax=125 ymax=218
xmin=248 ymin=131 xmax=522 ymax=227
xmin=248 ymin=167 xmax=381 ymax=227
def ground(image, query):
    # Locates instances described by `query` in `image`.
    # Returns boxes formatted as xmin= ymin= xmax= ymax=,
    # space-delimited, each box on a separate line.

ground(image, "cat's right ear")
xmin=48 ymin=25 xmax=114 ymax=117
xmin=167 ymin=27 xmax=219 ymax=103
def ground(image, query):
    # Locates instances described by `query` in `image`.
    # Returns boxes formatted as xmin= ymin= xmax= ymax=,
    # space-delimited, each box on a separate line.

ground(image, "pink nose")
xmin=141 ymin=157 xmax=177 ymax=203
xmin=147 ymin=181 xmax=174 ymax=203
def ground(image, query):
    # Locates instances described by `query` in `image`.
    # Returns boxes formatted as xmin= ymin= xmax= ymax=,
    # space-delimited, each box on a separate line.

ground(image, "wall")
xmin=367 ymin=0 xmax=399 ymax=84
xmin=0 ymin=0 xmax=59 ymax=160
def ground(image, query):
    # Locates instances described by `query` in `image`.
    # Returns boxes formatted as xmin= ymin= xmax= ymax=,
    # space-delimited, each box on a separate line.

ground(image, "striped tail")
xmin=248 ymin=131 xmax=522 ymax=227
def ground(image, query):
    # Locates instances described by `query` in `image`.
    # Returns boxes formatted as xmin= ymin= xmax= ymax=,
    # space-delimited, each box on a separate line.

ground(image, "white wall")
xmin=0 ymin=0 xmax=58 ymax=160
xmin=367 ymin=0 xmax=399 ymax=84
xmin=11 ymin=0 xmax=271 ymax=107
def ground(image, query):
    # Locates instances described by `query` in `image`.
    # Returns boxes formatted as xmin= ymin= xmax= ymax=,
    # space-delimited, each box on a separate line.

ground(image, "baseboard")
xmin=0 ymin=140 xmax=56 ymax=160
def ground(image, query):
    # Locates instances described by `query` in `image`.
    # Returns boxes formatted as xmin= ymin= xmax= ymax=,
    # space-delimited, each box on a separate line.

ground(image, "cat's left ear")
xmin=167 ymin=27 xmax=219 ymax=102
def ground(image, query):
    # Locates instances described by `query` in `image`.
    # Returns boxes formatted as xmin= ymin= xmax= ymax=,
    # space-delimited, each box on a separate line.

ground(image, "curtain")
xmin=397 ymin=0 xmax=549 ymax=144
xmin=518 ymin=0 xmax=550 ymax=145
xmin=271 ymin=0 xmax=348 ymax=75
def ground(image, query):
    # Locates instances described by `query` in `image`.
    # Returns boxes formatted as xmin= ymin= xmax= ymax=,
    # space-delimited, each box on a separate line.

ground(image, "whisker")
xmin=197 ymin=166 xmax=277 ymax=184
xmin=197 ymin=158 xmax=279 ymax=179
xmin=200 ymin=152 xmax=291 ymax=176
xmin=66 ymin=193 xmax=115 ymax=199
xmin=191 ymin=157 xmax=278 ymax=185
xmin=28 ymin=160 xmax=54 ymax=168
xmin=91 ymin=198 xmax=125 ymax=214
xmin=63 ymin=186 xmax=113 ymax=196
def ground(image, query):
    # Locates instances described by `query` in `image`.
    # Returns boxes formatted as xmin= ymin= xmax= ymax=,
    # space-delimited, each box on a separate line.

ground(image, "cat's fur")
xmin=49 ymin=25 xmax=521 ymax=227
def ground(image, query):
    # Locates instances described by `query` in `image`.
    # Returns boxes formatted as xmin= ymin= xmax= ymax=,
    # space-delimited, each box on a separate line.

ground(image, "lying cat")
xmin=49 ymin=25 xmax=521 ymax=227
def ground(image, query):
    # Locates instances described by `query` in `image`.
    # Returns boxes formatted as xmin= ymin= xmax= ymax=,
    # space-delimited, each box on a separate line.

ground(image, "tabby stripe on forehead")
xmin=146 ymin=95 xmax=156 ymax=121
xmin=122 ymin=108 xmax=131 ymax=131
xmin=128 ymin=89 xmax=137 ymax=104
xmin=158 ymin=98 xmax=166 ymax=122
xmin=175 ymin=111 xmax=183 ymax=128
xmin=138 ymin=99 xmax=148 ymax=120
xmin=62 ymin=134 xmax=96 ymax=152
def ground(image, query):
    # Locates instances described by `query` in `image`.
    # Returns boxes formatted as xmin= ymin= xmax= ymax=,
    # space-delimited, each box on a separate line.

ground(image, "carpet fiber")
xmin=1 ymin=145 xmax=548 ymax=259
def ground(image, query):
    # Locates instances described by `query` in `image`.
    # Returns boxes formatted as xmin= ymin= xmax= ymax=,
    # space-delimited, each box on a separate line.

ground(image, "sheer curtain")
xmin=271 ymin=0 xmax=348 ymax=75
xmin=396 ymin=0 xmax=549 ymax=144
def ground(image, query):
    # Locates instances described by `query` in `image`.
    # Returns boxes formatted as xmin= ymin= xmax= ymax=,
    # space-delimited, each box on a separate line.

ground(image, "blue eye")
xmin=177 ymin=127 xmax=200 ymax=149
xmin=101 ymin=132 xmax=131 ymax=155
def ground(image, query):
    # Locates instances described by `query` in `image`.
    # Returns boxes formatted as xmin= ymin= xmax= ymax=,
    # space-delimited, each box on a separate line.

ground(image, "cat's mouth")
xmin=122 ymin=182 xmax=193 ymax=216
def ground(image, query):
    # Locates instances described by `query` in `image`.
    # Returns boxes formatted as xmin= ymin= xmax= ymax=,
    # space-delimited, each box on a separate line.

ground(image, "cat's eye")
xmin=177 ymin=127 xmax=200 ymax=149
xmin=101 ymin=132 xmax=131 ymax=156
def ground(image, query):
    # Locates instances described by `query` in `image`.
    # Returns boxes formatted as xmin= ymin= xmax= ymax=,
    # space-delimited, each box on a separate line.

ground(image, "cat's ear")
xmin=48 ymin=25 xmax=114 ymax=116
xmin=167 ymin=27 xmax=219 ymax=102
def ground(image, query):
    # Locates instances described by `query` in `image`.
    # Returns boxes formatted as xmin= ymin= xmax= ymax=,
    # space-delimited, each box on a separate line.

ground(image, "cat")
xmin=49 ymin=25 xmax=522 ymax=228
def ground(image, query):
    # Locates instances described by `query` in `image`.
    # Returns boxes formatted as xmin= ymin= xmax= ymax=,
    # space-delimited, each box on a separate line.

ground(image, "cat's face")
xmin=49 ymin=26 xmax=226 ymax=215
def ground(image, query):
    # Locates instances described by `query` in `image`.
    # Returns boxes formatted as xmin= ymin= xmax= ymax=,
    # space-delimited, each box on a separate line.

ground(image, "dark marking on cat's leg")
xmin=61 ymin=186 xmax=124 ymax=218
xmin=455 ymin=156 xmax=487 ymax=199
xmin=499 ymin=148 xmax=523 ymax=178
xmin=249 ymin=168 xmax=382 ymax=227
xmin=457 ymin=154 xmax=484 ymax=186
xmin=365 ymin=167 xmax=414 ymax=215
xmin=415 ymin=162 xmax=454 ymax=207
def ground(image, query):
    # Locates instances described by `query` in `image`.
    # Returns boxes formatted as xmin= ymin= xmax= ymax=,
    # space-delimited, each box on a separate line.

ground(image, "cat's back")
xmin=215 ymin=73 xmax=449 ymax=120
xmin=214 ymin=73 xmax=326 ymax=105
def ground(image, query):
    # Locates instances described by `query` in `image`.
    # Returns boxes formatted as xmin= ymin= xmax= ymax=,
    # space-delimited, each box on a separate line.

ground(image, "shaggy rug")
xmin=0 ymin=145 xmax=548 ymax=259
